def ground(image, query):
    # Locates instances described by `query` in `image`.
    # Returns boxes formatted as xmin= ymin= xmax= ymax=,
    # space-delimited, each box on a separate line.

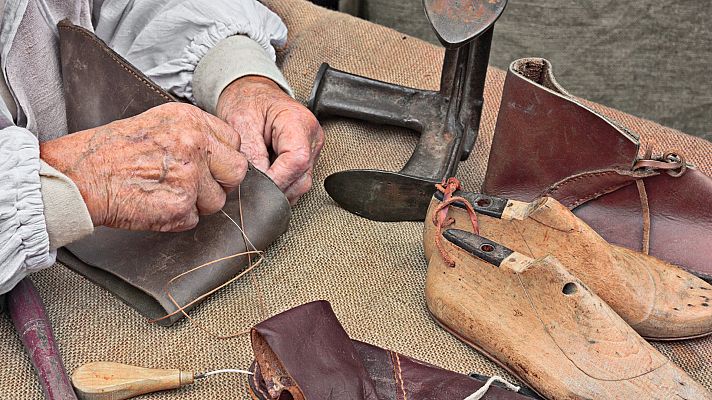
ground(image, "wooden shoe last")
xmin=424 ymin=191 xmax=712 ymax=340
xmin=425 ymin=230 xmax=712 ymax=399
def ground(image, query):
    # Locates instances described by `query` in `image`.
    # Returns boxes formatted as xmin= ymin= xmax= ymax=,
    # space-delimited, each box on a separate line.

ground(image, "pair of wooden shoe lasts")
xmin=423 ymin=183 xmax=712 ymax=399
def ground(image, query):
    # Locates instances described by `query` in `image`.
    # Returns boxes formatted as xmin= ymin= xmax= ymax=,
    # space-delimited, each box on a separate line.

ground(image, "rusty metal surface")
xmin=424 ymin=0 xmax=507 ymax=47
xmin=434 ymin=190 xmax=509 ymax=218
xmin=309 ymin=0 xmax=507 ymax=221
xmin=442 ymin=229 xmax=514 ymax=267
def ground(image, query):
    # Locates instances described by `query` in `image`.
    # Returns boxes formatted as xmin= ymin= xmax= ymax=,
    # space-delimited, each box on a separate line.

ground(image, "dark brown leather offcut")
xmin=248 ymin=301 xmax=536 ymax=400
xmin=482 ymin=58 xmax=712 ymax=281
xmin=55 ymin=20 xmax=290 ymax=325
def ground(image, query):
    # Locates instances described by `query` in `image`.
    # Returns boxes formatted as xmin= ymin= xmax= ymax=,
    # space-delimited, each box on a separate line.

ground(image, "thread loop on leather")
xmin=635 ymin=179 xmax=651 ymax=255
xmin=149 ymin=186 xmax=266 ymax=339
xmin=631 ymin=147 xmax=688 ymax=255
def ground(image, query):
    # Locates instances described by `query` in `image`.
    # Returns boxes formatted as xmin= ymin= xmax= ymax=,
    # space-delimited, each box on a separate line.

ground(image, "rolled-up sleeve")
xmin=0 ymin=126 xmax=53 ymax=294
xmin=94 ymin=0 xmax=290 ymax=105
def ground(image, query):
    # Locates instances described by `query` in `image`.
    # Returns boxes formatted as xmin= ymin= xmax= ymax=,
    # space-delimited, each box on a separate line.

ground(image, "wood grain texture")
xmin=71 ymin=362 xmax=193 ymax=400
xmin=424 ymin=195 xmax=712 ymax=340
xmin=425 ymin=236 xmax=712 ymax=399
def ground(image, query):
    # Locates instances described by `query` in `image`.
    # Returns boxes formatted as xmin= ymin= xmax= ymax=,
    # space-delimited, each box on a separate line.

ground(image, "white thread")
xmin=200 ymin=369 xmax=254 ymax=378
xmin=463 ymin=376 xmax=521 ymax=400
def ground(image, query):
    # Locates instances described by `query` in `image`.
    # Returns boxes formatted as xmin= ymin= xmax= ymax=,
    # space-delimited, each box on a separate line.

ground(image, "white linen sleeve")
xmin=0 ymin=126 xmax=53 ymax=294
xmin=93 ymin=0 xmax=291 ymax=105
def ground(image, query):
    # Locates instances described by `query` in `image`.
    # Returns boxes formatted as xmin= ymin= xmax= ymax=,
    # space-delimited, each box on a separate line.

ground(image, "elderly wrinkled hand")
xmin=40 ymin=103 xmax=248 ymax=232
xmin=216 ymin=76 xmax=324 ymax=204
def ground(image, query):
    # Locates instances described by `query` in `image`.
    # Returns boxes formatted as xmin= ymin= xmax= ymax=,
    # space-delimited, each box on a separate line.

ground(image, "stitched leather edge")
xmin=395 ymin=352 xmax=407 ymax=400
xmin=58 ymin=21 xmax=174 ymax=102
xmin=544 ymin=169 xmax=658 ymax=209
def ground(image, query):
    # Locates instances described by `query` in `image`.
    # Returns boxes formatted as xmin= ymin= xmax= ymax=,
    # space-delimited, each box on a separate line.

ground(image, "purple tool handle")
xmin=7 ymin=278 xmax=78 ymax=400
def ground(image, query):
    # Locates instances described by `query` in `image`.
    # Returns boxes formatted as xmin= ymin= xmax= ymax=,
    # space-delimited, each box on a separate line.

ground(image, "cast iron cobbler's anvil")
xmin=309 ymin=0 xmax=507 ymax=221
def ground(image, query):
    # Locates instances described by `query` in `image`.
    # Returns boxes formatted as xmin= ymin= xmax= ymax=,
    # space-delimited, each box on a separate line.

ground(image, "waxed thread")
xmin=221 ymin=202 xmax=269 ymax=321
xmin=635 ymin=179 xmax=651 ymax=255
xmin=195 ymin=369 xmax=254 ymax=379
xmin=150 ymin=185 xmax=268 ymax=339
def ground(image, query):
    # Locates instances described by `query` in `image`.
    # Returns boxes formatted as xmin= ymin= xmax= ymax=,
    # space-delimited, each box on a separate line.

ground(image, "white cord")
xmin=197 ymin=369 xmax=254 ymax=379
xmin=463 ymin=375 xmax=521 ymax=400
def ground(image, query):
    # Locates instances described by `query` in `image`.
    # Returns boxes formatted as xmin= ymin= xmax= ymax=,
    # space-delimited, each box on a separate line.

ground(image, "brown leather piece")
xmin=55 ymin=21 xmax=290 ymax=325
xmin=481 ymin=58 xmax=712 ymax=279
xmin=250 ymin=300 xmax=379 ymax=400
xmin=248 ymin=301 xmax=536 ymax=400
xmin=544 ymin=168 xmax=658 ymax=209
xmin=57 ymin=20 xmax=177 ymax=131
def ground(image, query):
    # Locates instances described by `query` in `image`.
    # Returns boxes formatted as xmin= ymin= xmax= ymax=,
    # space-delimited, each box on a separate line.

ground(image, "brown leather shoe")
xmin=424 ymin=188 xmax=712 ymax=340
xmin=481 ymin=58 xmax=712 ymax=281
xmin=425 ymin=229 xmax=712 ymax=399
xmin=247 ymin=301 xmax=537 ymax=400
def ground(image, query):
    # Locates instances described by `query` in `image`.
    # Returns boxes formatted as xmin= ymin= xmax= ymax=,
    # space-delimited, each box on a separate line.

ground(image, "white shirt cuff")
xmin=193 ymin=35 xmax=293 ymax=115
xmin=39 ymin=160 xmax=94 ymax=250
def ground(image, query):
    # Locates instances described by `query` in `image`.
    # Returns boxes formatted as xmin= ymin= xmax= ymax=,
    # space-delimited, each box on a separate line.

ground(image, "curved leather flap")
xmin=57 ymin=20 xmax=291 ymax=325
xmin=543 ymin=168 xmax=658 ymax=209
xmin=251 ymin=301 xmax=380 ymax=400
xmin=250 ymin=301 xmax=537 ymax=400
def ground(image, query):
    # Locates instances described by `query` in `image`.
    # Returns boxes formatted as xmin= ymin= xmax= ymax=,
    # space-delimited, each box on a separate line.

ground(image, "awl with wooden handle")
xmin=72 ymin=362 xmax=252 ymax=400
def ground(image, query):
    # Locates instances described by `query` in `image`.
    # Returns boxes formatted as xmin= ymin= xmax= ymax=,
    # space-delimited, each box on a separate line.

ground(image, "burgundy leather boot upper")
xmin=482 ymin=58 xmax=712 ymax=280
xmin=248 ymin=301 xmax=536 ymax=400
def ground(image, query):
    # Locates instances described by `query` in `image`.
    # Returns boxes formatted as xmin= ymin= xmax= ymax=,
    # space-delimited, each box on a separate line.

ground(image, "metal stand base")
xmin=309 ymin=0 xmax=508 ymax=221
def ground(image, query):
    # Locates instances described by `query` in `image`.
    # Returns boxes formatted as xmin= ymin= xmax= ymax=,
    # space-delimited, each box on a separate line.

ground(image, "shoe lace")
xmin=631 ymin=148 xmax=687 ymax=254
xmin=633 ymin=148 xmax=687 ymax=177
xmin=433 ymin=177 xmax=480 ymax=268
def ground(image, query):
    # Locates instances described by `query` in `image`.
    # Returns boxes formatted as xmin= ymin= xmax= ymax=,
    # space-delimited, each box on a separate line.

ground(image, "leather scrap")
xmin=248 ymin=301 xmax=536 ymax=400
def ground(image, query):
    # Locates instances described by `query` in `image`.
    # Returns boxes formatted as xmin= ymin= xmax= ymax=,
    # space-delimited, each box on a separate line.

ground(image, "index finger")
xmin=199 ymin=111 xmax=242 ymax=150
xmin=206 ymin=134 xmax=249 ymax=191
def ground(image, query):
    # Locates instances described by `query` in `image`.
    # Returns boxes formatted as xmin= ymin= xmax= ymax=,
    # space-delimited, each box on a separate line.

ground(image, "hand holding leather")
xmin=40 ymin=103 xmax=248 ymax=232
xmin=216 ymin=76 xmax=324 ymax=204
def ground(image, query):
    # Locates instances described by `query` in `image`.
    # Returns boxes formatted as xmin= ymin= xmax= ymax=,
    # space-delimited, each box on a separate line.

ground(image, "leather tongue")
xmin=251 ymin=301 xmax=380 ymax=400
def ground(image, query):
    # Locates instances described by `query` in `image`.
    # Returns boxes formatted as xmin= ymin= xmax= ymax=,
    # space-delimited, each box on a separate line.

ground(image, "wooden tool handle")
xmin=71 ymin=362 xmax=194 ymax=400
xmin=8 ymin=279 xmax=78 ymax=400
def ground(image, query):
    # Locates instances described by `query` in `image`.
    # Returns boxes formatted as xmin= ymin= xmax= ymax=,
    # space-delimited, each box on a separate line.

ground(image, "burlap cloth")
xmin=2 ymin=1 xmax=711 ymax=398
